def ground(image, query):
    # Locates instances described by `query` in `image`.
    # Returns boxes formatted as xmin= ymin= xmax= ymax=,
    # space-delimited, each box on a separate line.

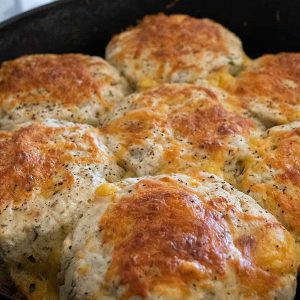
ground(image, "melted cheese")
xmin=11 ymin=247 xmax=61 ymax=300
xmin=106 ymin=14 xmax=246 ymax=87
xmin=103 ymin=83 xmax=255 ymax=182
xmin=231 ymin=53 xmax=300 ymax=124
xmin=96 ymin=176 xmax=295 ymax=299
xmin=242 ymin=122 xmax=300 ymax=242
xmin=0 ymin=54 xmax=116 ymax=106
xmin=96 ymin=183 xmax=119 ymax=197
xmin=0 ymin=123 xmax=102 ymax=208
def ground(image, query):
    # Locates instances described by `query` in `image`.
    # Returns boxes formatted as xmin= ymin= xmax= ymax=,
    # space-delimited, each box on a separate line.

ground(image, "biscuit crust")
xmin=0 ymin=54 xmax=130 ymax=127
xmin=241 ymin=121 xmax=300 ymax=244
xmin=0 ymin=119 xmax=124 ymax=297
xmin=232 ymin=53 xmax=300 ymax=126
xmin=106 ymin=14 xmax=246 ymax=89
xmin=60 ymin=174 xmax=298 ymax=300
xmin=102 ymin=83 xmax=258 ymax=184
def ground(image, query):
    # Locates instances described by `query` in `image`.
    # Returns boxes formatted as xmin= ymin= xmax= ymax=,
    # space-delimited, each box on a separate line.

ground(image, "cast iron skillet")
xmin=0 ymin=0 xmax=299 ymax=299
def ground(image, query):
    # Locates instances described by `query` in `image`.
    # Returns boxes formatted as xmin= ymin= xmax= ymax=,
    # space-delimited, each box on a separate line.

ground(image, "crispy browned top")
xmin=254 ymin=127 xmax=300 ymax=231
xmin=171 ymin=104 xmax=254 ymax=150
xmin=109 ymin=14 xmax=233 ymax=69
xmin=133 ymin=83 xmax=219 ymax=106
xmin=0 ymin=54 xmax=112 ymax=106
xmin=271 ymin=128 xmax=300 ymax=185
xmin=234 ymin=53 xmax=300 ymax=107
xmin=0 ymin=124 xmax=102 ymax=208
xmin=100 ymin=178 xmax=277 ymax=298
xmin=103 ymin=85 xmax=254 ymax=151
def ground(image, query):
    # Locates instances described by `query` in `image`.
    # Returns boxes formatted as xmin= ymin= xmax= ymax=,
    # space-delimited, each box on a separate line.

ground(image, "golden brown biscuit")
xmin=0 ymin=119 xmax=124 ymax=299
xmin=106 ymin=14 xmax=246 ymax=90
xmin=231 ymin=53 xmax=300 ymax=126
xmin=0 ymin=54 xmax=130 ymax=128
xmin=60 ymin=173 xmax=298 ymax=300
xmin=102 ymin=83 xmax=260 ymax=184
xmin=241 ymin=121 xmax=300 ymax=245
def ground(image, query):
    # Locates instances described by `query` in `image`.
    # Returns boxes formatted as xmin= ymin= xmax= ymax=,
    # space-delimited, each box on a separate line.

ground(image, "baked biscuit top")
xmin=0 ymin=54 xmax=130 ymax=127
xmin=0 ymin=119 xmax=124 ymax=266
xmin=241 ymin=121 xmax=300 ymax=243
xmin=232 ymin=53 xmax=300 ymax=126
xmin=103 ymin=83 xmax=258 ymax=183
xmin=0 ymin=121 xmax=101 ymax=208
xmin=60 ymin=173 xmax=298 ymax=300
xmin=106 ymin=14 xmax=246 ymax=89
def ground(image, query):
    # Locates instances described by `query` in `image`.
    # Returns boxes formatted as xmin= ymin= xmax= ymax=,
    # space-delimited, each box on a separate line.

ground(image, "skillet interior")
xmin=0 ymin=0 xmax=299 ymax=299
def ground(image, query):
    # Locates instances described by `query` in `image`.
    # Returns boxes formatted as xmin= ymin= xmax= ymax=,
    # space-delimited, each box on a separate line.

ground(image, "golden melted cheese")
xmin=10 ymin=247 xmax=61 ymax=300
xmin=103 ymin=84 xmax=255 ymax=179
xmin=0 ymin=54 xmax=114 ymax=107
xmin=242 ymin=123 xmax=300 ymax=241
xmin=171 ymin=105 xmax=253 ymax=149
xmin=0 ymin=123 xmax=102 ymax=208
xmin=231 ymin=53 xmax=300 ymax=124
xmin=99 ymin=177 xmax=287 ymax=299
xmin=106 ymin=14 xmax=245 ymax=88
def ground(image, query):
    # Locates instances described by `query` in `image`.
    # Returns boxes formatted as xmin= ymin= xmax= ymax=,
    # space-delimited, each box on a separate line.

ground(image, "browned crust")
xmin=100 ymin=177 xmax=279 ymax=299
xmin=116 ymin=14 xmax=228 ymax=59
xmin=0 ymin=54 xmax=113 ymax=107
xmin=171 ymin=104 xmax=254 ymax=150
xmin=233 ymin=53 xmax=300 ymax=116
xmin=107 ymin=14 xmax=242 ymax=84
xmin=0 ymin=123 xmax=103 ymax=208
xmin=103 ymin=84 xmax=254 ymax=152
xmin=246 ymin=127 xmax=300 ymax=233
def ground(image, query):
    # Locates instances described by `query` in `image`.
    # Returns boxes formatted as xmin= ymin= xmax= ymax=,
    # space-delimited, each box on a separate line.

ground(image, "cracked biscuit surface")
xmin=106 ymin=14 xmax=246 ymax=89
xmin=231 ymin=53 xmax=300 ymax=126
xmin=60 ymin=173 xmax=298 ymax=300
xmin=0 ymin=119 xmax=124 ymax=298
xmin=102 ymin=83 xmax=260 ymax=185
xmin=0 ymin=54 xmax=130 ymax=128
xmin=241 ymin=121 xmax=300 ymax=246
